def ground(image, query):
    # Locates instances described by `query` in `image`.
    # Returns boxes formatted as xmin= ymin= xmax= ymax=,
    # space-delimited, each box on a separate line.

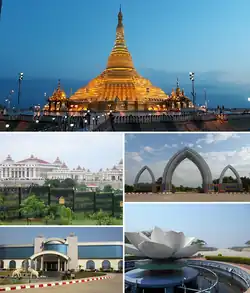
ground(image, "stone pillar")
xmin=152 ymin=185 xmax=157 ymax=193
xmin=35 ymin=259 xmax=37 ymax=271
xmin=41 ymin=256 xmax=44 ymax=271
xmin=58 ymin=258 xmax=60 ymax=272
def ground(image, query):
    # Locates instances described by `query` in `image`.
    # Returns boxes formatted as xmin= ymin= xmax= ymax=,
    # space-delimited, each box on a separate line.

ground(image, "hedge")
xmin=205 ymin=255 xmax=250 ymax=265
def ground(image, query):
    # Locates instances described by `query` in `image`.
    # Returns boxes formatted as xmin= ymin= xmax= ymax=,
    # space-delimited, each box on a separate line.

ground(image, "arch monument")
xmin=134 ymin=165 xmax=157 ymax=192
xmin=219 ymin=165 xmax=243 ymax=191
xmin=133 ymin=147 xmax=243 ymax=193
xmin=162 ymin=147 xmax=213 ymax=193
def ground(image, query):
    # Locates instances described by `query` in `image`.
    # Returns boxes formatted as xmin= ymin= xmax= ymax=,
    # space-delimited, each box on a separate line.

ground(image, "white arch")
xmin=30 ymin=250 xmax=69 ymax=260
xmin=44 ymin=238 xmax=66 ymax=244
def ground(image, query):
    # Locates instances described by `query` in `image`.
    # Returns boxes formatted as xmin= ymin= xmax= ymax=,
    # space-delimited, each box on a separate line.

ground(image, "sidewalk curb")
xmin=0 ymin=276 xmax=112 ymax=291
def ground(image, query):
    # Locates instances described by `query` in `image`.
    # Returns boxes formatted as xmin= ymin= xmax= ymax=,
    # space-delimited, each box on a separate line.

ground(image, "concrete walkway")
xmin=125 ymin=192 xmax=250 ymax=202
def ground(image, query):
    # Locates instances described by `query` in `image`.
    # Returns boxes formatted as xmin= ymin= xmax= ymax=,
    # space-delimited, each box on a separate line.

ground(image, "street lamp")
xmin=204 ymin=88 xmax=207 ymax=109
xmin=189 ymin=72 xmax=196 ymax=108
xmin=18 ymin=72 xmax=24 ymax=107
xmin=5 ymin=90 xmax=14 ymax=111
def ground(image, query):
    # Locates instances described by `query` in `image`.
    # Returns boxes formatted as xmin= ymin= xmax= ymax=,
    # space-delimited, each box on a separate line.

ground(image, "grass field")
xmin=1 ymin=212 xmax=122 ymax=225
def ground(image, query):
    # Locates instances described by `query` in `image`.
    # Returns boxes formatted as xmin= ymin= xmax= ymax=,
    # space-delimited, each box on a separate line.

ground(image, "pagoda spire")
xmin=57 ymin=79 xmax=61 ymax=90
xmin=118 ymin=5 xmax=123 ymax=27
xmin=176 ymin=77 xmax=180 ymax=89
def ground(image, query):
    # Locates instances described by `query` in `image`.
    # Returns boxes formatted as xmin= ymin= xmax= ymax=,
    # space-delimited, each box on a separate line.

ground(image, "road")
xmin=12 ymin=275 xmax=122 ymax=293
xmin=125 ymin=192 xmax=250 ymax=202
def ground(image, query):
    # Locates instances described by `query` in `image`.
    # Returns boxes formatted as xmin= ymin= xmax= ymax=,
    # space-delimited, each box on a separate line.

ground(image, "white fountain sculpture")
xmin=125 ymin=226 xmax=200 ymax=259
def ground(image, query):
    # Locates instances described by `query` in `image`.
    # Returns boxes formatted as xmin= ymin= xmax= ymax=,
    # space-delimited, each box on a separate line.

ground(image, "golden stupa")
xmin=168 ymin=78 xmax=193 ymax=108
xmin=45 ymin=79 xmax=68 ymax=111
xmin=69 ymin=7 xmax=168 ymax=103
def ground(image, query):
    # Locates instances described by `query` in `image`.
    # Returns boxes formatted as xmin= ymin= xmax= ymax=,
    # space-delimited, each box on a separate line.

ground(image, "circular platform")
xmin=125 ymin=267 xmax=199 ymax=288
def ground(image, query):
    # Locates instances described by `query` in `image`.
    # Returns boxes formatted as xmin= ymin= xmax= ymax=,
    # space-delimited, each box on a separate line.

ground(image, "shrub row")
xmin=205 ymin=255 xmax=250 ymax=265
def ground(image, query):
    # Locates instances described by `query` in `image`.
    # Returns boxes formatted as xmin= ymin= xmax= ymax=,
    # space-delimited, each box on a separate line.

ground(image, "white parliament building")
xmin=0 ymin=155 xmax=123 ymax=189
xmin=0 ymin=234 xmax=123 ymax=271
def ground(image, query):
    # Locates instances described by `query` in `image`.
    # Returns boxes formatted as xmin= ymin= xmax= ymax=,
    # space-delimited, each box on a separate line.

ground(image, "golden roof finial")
xmin=118 ymin=4 xmax=123 ymax=26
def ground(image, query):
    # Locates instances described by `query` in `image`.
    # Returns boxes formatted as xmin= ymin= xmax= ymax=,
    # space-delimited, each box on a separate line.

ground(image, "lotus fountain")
xmin=125 ymin=227 xmax=202 ymax=293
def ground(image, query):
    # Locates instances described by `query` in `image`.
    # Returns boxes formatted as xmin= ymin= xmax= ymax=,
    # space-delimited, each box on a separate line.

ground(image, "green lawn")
xmin=1 ymin=212 xmax=122 ymax=226
xmin=75 ymin=271 xmax=106 ymax=278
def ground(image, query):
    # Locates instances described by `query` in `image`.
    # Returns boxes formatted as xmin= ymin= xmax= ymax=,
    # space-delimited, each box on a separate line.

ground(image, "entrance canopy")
xmin=30 ymin=250 xmax=69 ymax=261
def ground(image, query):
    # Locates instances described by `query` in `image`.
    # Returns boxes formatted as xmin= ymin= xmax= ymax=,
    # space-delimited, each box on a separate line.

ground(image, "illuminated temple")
xmin=44 ymin=8 xmax=192 ymax=112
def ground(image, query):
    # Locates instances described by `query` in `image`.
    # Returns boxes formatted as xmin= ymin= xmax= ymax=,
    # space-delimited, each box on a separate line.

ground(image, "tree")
xmin=0 ymin=195 xmax=5 ymax=221
xmin=44 ymin=179 xmax=61 ymax=188
xmin=60 ymin=178 xmax=76 ymax=188
xmin=59 ymin=205 xmax=74 ymax=225
xmin=77 ymin=184 xmax=87 ymax=191
xmin=245 ymin=240 xmax=250 ymax=246
xmin=192 ymin=239 xmax=207 ymax=246
xmin=103 ymin=185 xmax=113 ymax=192
xmin=125 ymin=185 xmax=134 ymax=192
xmin=19 ymin=195 xmax=47 ymax=224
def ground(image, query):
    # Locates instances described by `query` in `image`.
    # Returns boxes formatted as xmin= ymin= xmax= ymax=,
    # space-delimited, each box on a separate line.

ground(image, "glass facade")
xmin=44 ymin=244 xmax=67 ymax=255
xmin=78 ymin=245 xmax=122 ymax=259
xmin=0 ymin=247 xmax=34 ymax=259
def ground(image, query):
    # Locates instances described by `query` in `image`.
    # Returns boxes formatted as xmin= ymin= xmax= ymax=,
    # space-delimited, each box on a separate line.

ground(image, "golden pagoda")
xmin=69 ymin=7 xmax=169 ymax=110
xmin=44 ymin=80 xmax=68 ymax=112
xmin=167 ymin=78 xmax=193 ymax=109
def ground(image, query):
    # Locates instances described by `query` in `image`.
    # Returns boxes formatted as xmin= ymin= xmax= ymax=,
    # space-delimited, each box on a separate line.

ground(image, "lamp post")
xmin=18 ymin=72 xmax=24 ymax=108
xmin=204 ymin=88 xmax=207 ymax=109
xmin=189 ymin=72 xmax=196 ymax=109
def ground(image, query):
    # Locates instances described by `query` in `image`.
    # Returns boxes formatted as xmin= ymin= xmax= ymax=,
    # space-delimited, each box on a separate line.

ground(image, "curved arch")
xmin=44 ymin=238 xmax=66 ymax=244
xmin=134 ymin=165 xmax=156 ymax=192
xmin=30 ymin=250 xmax=69 ymax=261
xmin=86 ymin=260 xmax=95 ymax=270
xmin=102 ymin=260 xmax=111 ymax=270
xmin=219 ymin=165 xmax=242 ymax=186
xmin=118 ymin=260 xmax=123 ymax=270
xmin=162 ymin=147 xmax=213 ymax=193
xmin=9 ymin=260 xmax=16 ymax=269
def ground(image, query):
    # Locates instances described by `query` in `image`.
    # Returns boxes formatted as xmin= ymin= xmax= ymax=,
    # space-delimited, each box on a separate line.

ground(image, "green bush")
xmin=90 ymin=210 xmax=115 ymax=225
xmin=218 ymin=254 xmax=222 ymax=256
xmin=205 ymin=255 xmax=250 ymax=265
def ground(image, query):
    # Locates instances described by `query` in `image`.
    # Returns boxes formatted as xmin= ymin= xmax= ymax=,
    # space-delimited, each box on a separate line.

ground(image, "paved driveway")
xmin=125 ymin=192 xmax=250 ymax=202
xmin=12 ymin=275 xmax=122 ymax=293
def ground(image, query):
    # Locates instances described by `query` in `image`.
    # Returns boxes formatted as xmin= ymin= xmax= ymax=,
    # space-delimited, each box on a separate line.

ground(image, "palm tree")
xmin=192 ymin=239 xmax=207 ymax=246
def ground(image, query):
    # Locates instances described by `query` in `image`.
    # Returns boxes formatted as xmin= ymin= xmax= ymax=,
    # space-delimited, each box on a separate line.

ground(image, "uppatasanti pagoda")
xmin=44 ymin=7 xmax=192 ymax=112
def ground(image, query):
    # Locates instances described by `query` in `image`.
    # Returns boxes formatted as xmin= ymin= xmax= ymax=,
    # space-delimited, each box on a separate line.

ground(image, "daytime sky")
xmin=125 ymin=133 xmax=250 ymax=186
xmin=0 ymin=133 xmax=122 ymax=171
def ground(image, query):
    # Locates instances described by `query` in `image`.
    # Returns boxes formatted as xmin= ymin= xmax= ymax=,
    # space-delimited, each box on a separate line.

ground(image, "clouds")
xmin=126 ymin=152 xmax=143 ymax=163
xmin=0 ymin=133 xmax=123 ymax=171
xmin=125 ymin=133 xmax=250 ymax=186
xmin=196 ymin=133 xmax=240 ymax=144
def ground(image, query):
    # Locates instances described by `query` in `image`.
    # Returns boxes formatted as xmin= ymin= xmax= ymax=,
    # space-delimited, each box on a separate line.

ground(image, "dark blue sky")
xmin=0 ymin=227 xmax=123 ymax=245
xmin=1 ymin=0 xmax=250 ymax=80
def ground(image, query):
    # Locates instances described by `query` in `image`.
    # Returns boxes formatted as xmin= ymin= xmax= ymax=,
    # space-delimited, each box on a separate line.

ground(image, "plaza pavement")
xmin=125 ymin=192 xmax=250 ymax=202
xmin=0 ymin=274 xmax=122 ymax=293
